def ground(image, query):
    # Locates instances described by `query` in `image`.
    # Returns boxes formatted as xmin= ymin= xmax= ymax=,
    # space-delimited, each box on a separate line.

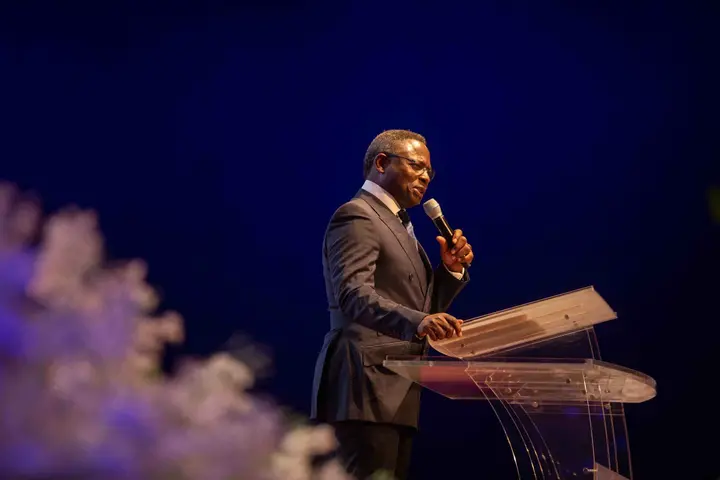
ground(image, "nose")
xmin=419 ymin=172 xmax=430 ymax=185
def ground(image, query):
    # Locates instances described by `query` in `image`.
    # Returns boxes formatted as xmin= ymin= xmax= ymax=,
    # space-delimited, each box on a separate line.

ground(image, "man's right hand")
xmin=417 ymin=313 xmax=463 ymax=341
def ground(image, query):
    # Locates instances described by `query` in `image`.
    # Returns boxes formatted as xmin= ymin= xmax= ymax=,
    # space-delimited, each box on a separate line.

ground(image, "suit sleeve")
xmin=326 ymin=202 xmax=426 ymax=341
xmin=431 ymin=262 xmax=469 ymax=314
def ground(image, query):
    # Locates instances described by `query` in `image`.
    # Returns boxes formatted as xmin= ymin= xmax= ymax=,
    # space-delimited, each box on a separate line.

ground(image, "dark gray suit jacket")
xmin=311 ymin=189 xmax=468 ymax=429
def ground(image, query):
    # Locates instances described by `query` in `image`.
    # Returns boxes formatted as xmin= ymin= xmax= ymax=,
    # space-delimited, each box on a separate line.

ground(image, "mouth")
xmin=412 ymin=186 xmax=426 ymax=197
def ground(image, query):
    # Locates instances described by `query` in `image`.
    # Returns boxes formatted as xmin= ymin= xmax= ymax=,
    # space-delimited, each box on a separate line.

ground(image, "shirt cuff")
xmin=444 ymin=263 xmax=464 ymax=280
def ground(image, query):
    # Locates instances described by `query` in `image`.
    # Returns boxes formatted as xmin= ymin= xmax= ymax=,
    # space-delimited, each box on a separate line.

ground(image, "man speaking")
xmin=311 ymin=130 xmax=474 ymax=479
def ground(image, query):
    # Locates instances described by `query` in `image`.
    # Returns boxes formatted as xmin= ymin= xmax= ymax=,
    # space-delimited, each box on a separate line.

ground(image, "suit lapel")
xmin=418 ymin=242 xmax=434 ymax=310
xmin=357 ymin=191 xmax=428 ymax=297
xmin=418 ymin=242 xmax=433 ymax=283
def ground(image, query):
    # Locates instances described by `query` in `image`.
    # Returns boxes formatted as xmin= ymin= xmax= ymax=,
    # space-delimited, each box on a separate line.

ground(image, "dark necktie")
xmin=397 ymin=209 xmax=411 ymax=227
xmin=397 ymin=209 xmax=417 ymax=247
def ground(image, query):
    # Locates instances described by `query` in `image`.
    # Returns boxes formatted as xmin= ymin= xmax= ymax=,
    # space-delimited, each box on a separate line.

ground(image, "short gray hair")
xmin=363 ymin=129 xmax=427 ymax=178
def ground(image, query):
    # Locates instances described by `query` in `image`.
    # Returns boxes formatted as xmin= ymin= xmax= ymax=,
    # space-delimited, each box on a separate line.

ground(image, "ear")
xmin=374 ymin=153 xmax=389 ymax=174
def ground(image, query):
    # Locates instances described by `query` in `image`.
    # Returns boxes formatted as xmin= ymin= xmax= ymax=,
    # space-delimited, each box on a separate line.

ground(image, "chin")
xmin=406 ymin=194 xmax=423 ymax=208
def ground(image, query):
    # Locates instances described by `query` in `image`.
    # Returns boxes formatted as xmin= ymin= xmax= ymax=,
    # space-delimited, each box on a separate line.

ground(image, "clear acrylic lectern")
xmin=383 ymin=287 xmax=656 ymax=479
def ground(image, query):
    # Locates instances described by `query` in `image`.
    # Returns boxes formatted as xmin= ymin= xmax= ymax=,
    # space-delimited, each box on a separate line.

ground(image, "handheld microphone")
xmin=423 ymin=198 xmax=470 ymax=268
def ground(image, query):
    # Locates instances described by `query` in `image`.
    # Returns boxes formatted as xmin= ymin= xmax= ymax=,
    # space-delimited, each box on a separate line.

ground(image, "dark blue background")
xmin=1 ymin=1 xmax=717 ymax=478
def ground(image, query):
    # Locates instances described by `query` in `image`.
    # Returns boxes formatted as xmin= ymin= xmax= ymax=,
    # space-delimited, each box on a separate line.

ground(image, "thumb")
xmin=436 ymin=236 xmax=447 ymax=249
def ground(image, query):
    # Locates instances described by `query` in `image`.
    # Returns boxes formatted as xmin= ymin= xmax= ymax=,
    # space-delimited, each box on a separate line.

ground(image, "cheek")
xmin=402 ymin=171 xmax=417 ymax=185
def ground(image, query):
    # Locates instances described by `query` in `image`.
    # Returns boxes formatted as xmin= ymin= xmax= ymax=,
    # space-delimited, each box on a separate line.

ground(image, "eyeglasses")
xmin=382 ymin=152 xmax=435 ymax=180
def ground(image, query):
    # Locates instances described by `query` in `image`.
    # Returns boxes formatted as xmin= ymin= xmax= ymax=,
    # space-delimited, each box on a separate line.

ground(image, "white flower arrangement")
xmin=0 ymin=182 xmax=350 ymax=480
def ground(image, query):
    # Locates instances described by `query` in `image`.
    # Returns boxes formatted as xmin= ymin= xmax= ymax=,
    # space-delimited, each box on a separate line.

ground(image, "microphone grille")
xmin=423 ymin=198 xmax=443 ymax=219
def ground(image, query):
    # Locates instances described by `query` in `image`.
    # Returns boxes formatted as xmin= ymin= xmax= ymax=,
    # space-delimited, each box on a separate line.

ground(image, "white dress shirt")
xmin=361 ymin=180 xmax=464 ymax=279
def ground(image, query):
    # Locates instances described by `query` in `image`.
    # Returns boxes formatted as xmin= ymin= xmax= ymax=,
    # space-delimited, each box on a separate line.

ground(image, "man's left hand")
xmin=436 ymin=229 xmax=473 ymax=273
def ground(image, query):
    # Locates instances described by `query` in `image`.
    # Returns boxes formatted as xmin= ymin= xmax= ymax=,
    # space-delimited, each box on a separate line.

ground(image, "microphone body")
xmin=423 ymin=198 xmax=470 ymax=269
xmin=431 ymin=215 xmax=455 ymax=246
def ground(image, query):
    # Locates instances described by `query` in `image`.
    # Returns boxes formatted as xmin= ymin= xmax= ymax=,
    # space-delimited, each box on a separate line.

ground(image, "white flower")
xmin=315 ymin=460 xmax=353 ymax=480
xmin=0 ymin=181 xmax=350 ymax=479
xmin=280 ymin=424 xmax=338 ymax=456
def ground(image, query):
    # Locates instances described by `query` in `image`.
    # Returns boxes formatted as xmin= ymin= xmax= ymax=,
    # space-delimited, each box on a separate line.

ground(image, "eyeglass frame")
xmin=380 ymin=152 xmax=436 ymax=180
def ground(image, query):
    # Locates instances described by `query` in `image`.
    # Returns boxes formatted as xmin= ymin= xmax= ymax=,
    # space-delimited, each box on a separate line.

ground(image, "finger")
xmin=435 ymin=317 xmax=455 ymax=337
xmin=452 ymin=229 xmax=463 ymax=245
xmin=450 ymin=236 xmax=467 ymax=255
xmin=436 ymin=236 xmax=448 ymax=252
xmin=428 ymin=322 xmax=447 ymax=340
xmin=428 ymin=322 xmax=443 ymax=340
xmin=449 ymin=318 xmax=464 ymax=337
xmin=441 ymin=314 xmax=462 ymax=337
xmin=463 ymin=250 xmax=474 ymax=265
xmin=455 ymin=244 xmax=472 ymax=259
xmin=419 ymin=324 xmax=433 ymax=340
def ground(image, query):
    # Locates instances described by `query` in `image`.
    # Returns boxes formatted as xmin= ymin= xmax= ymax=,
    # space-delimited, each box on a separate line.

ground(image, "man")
xmin=311 ymin=130 xmax=474 ymax=479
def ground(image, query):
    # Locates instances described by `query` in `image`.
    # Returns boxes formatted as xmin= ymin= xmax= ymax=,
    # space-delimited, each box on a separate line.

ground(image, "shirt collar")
xmin=361 ymin=180 xmax=402 ymax=216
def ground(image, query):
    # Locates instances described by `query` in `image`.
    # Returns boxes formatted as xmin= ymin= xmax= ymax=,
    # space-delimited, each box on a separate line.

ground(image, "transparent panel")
xmin=383 ymin=356 xmax=656 ymax=405
xmin=383 ymin=355 xmax=652 ymax=479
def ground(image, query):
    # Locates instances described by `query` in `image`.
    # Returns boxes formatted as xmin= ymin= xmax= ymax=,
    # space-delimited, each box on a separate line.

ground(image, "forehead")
xmin=395 ymin=139 xmax=431 ymax=164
